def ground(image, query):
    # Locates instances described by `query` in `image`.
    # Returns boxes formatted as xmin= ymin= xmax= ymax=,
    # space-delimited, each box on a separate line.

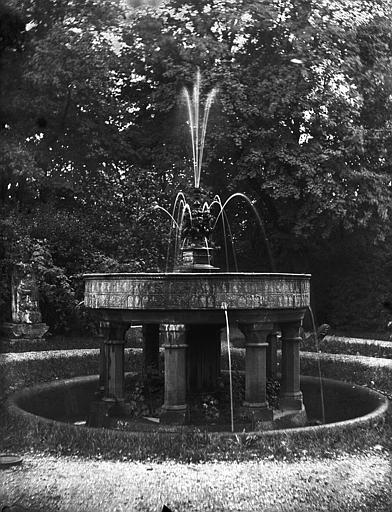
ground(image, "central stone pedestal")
xmin=187 ymin=325 xmax=221 ymax=392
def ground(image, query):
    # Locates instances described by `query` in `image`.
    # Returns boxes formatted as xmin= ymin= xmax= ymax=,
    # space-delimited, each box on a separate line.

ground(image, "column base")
xmin=160 ymin=405 xmax=189 ymax=425
xmin=94 ymin=386 xmax=105 ymax=399
xmin=241 ymin=402 xmax=273 ymax=421
xmin=102 ymin=397 xmax=128 ymax=416
xmin=88 ymin=399 xmax=128 ymax=427
xmin=274 ymin=405 xmax=307 ymax=428
xmin=279 ymin=391 xmax=303 ymax=411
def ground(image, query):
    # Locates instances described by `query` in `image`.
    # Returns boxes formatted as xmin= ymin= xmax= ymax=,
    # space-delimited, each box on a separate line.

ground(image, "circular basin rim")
xmin=7 ymin=374 xmax=388 ymax=437
xmin=83 ymin=272 xmax=311 ymax=279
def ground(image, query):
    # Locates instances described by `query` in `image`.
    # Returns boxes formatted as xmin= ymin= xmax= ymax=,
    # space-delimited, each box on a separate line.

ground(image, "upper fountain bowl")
xmin=84 ymin=272 xmax=310 ymax=324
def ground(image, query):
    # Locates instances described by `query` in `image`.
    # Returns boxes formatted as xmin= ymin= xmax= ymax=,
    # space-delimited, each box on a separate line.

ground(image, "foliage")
xmin=0 ymin=0 xmax=169 ymax=332
xmin=310 ymin=230 xmax=392 ymax=332
xmin=114 ymin=0 xmax=392 ymax=328
xmin=2 ymin=0 xmax=392 ymax=331
xmin=119 ymin=0 xmax=392 ymax=245
xmin=0 ymin=217 xmax=77 ymax=332
xmin=126 ymin=375 xmax=162 ymax=417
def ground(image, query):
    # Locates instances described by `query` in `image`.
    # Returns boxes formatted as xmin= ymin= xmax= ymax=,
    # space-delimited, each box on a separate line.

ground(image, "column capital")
xmin=107 ymin=321 xmax=130 ymax=343
xmin=160 ymin=323 xmax=186 ymax=346
xmin=243 ymin=400 xmax=269 ymax=409
xmin=238 ymin=322 xmax=274 ymax=334
xmin=160 ymin=323 xmax=186 ymax=333
xmin=162 ymin=344 xmax=188 ymax=349
xmin=238 ymin=322 xmax=274 ymax=344
xmin=97 ymin=320 xmax=110 ymax=339
xmin=279 ymin=321 xmax=303 ymax=341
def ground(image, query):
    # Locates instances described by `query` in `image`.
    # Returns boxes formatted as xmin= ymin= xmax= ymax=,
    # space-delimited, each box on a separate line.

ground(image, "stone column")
xmin=160 ymin=323 xmax=188 ymax=424
xmin=142 ymin=324 xmax=160 ymax=378
xmin=266 ymin=326 xmax=279 ymax=379
xmin=102 ymin=322 xmax=129 ymax=404
xmin=97 ymin=320 xmax=110 ymax=397
xmin=186 ymin=325 xmax=222 ymax=392
xmin=279 ymin=321 xmax=303 ymax=410
xmin=239 ymin=322 xmax=273 ymax=421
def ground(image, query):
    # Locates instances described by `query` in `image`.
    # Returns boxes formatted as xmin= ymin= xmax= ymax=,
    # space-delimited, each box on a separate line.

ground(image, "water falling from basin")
xmin=307 ymin=306 xmax=326 ymax=425
xmin=222 ymin=302 xmax=234 ymax=433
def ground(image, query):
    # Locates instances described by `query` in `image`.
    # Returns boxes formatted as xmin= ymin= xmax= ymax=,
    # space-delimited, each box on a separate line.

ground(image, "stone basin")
xmin=84 ymin=272 xmax=311 ymax=324
xmin=83 ymin=272 xmax=311 ymax=425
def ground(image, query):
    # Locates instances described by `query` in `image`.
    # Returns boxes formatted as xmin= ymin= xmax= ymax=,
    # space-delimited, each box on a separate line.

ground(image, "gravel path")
xmin=0 ymin=450 xmax=391 ymax=512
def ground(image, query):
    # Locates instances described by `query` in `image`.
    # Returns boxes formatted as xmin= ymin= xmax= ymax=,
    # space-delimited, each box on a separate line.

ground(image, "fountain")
xmin=83 ymin=71 xmax=310 ymax=428
xmin=5 ymin=72 xmax=389 ymax=457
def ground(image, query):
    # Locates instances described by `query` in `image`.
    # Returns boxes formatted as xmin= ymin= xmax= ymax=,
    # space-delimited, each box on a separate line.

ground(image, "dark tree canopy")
xmin=1 ymin=0 xmax=392 ymax=332
xmin=119 ymin=0 xmax=392 ymax=244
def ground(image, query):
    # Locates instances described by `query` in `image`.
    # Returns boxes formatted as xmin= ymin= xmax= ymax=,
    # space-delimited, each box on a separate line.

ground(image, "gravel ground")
xmin=0 ymin=450 xmax=391 ymax=512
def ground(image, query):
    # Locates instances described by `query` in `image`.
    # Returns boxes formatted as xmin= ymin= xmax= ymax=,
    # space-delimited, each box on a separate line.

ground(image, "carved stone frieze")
xmin=84 ymin=273 xmax=310 ymax=311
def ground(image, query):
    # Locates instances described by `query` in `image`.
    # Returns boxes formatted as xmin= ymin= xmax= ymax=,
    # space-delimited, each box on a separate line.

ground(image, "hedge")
xmin=0 ymin=348 xmax=143 ymax=403
xmin=301 ymin=335 xmax=392 ymax=359
xmin=2 ymin=346 xmax=392 ymax=399
xmin=300 ymin=351 xmax=392 ymax=398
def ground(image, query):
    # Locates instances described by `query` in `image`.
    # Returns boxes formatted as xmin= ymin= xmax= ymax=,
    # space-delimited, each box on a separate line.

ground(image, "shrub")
xmin=301 ymin=335 xmax=392 ymax=359
xmin=301 ymin=351 xmax=392 ymax=397
xmin=0 ymin=348 xmax=143 ymax=403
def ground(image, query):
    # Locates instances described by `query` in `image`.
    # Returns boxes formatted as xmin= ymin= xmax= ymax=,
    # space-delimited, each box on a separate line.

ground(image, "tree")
xmin=112 ymin=0 xmax=392 ymax=329
xmin=117 ymin=0 xmax=392 ymax=250
xmin=0 ymin=0 xmax=169 ymax=331
xmin=2 ymin=0 xmax=392 ymax=332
